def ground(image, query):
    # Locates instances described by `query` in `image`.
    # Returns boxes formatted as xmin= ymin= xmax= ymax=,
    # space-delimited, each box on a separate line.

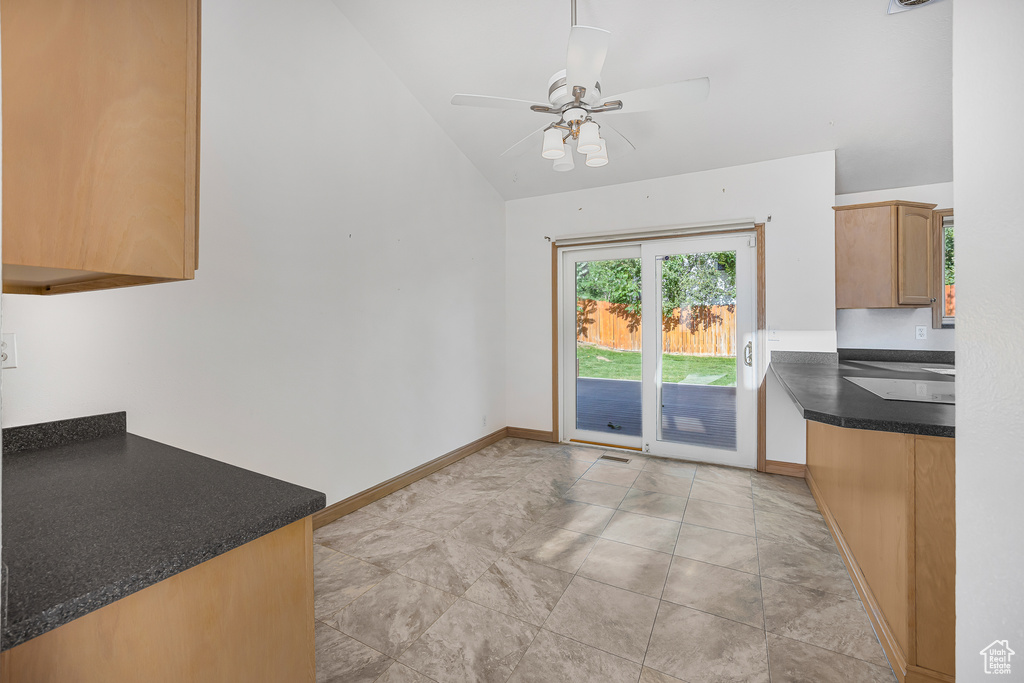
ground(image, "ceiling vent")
xmin=888 ymin=0 xmax=938 ymax=14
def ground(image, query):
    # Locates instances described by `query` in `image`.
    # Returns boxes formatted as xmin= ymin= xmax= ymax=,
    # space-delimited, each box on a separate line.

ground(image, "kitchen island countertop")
xmin=770 ymin=355 xmax=955 ymax=438
xmin=1 ymin=413 xmax=325 ymax=650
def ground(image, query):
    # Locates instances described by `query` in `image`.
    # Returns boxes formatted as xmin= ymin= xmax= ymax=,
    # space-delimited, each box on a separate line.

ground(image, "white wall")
xmin=953 ymin=1 xmax=1024 ymax=675
xmin=836 ymin=308 xmax=952 ymax=351
xmin=505 ymin=151 xmax=837 ymax=464
xmin=0 ymin=0 xmax=507 ymax=507
xmin=835 ymin=181 xmax=953 ymax=209
xmin=835 ymin=182 xmax=955 ymax=352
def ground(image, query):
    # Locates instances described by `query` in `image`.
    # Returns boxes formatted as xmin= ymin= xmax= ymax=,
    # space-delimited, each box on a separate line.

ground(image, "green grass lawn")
xmin=576 ymin=344 xmax=737 ymax=386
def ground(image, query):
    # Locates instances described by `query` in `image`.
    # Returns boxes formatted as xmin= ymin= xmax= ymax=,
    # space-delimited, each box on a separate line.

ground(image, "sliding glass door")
xmin=561 ymin=245 xmax=644 ymax=450
xmin=560 ymin=233 xmax=758 ymax=467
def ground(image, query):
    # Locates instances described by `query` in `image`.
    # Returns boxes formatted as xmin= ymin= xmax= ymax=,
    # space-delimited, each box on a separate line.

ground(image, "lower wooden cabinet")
xmin=0 ymin=518 xmax=315 ymax=682
xmin=806 ymin=422 xmax=954 ymax=683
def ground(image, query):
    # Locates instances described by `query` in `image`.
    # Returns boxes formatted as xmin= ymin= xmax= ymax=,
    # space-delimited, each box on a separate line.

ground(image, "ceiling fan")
xmin=450 ymin=0 xmax=710 ymax=172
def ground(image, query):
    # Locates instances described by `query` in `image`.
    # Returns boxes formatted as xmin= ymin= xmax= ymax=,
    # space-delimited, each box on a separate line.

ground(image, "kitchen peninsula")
xmin=1 ymin=413 xmax=325 ymax=682
xmin=772 ymin=351 xmax=955 ymax=683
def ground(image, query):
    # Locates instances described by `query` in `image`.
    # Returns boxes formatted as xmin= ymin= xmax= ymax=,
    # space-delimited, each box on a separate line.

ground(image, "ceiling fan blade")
xmin=451 ymin=94 xmax=550 ymax=111
xmin=599 ymin=120 xmax=635 ymax=157
xmin=602 ymin=77 xmax=710 ymax=114
xmin=500 ymin=126 xmax=548 ymax=158
xmin=565 ymin=26 xmax=611 ymax=100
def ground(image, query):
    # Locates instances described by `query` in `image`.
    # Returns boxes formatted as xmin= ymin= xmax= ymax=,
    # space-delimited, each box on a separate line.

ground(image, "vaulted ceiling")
xmin=332 ymin=0 xmax=952 ymax=200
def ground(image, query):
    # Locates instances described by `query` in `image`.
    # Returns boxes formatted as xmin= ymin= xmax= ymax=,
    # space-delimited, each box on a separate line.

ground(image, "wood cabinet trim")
xmin=183 ymin=0 xmax=200 ymax=277
xmin=914 ymin=435 xmax=956 ymax=676
xmin=931 ymin=209 xmax=954 ymax=328
xmin=834 ymin=201 xmax=938 ymax=212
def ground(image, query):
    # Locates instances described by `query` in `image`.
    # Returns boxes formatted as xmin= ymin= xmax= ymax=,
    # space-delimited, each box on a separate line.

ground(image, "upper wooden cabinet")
xmin=1 ymin=0 xmax=200 ymax=295
xmin=834 ymin=201 xmax=936 ymax=309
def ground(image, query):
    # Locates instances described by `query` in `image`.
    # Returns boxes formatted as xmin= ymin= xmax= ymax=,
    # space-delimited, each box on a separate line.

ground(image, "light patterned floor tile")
xmin=663 ymin=557 xmax=764 ymax=628
xmin=600 ymin=509 xmax=680 ymax=553
xmin=674 ymin=523 xmax=759 ymax=573
xmin=396 ymin=537 xmax=499 ymax=595
xmin=314 ymin=551 xmax=390 ymax=621
xmin=564 ymin=479 xmax=630 ymax=508
xmin=683 ymin=498 xmax=755 ymax=536
xmin=507 ymin=524 xmax=599 ymax=573
xmin=464 ymin=555 xmax=573 ymax=626
xmin=544 ymin=576 xmax=660 ymax=663
xmin=334 ymin=573 xmax=457 ymax=658
xmin=507 ymin=629 xmax=642 ymax=683
xmin=400 ymin=599 xmax=537 ymax=683
xmin=618 ymin=489 xmax=688 ymax=522
xmin=449 ymin=507 xmax=535 ymax=552
xmin=577 ymin=539 xmax=672 ymax=598
xmin=645 ymin=602 xmax=769 ymax=683
xmin=766 ymin=633 xmax=897 ymax=682
xmin=315 ymin=621 xmax=392 ymax=683
xmin=761 ymin=578 xmax=889 ymax=667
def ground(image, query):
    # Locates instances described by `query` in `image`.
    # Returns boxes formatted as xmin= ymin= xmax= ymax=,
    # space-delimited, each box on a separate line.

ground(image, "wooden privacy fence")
xmin=945 ymin=284 xmax=956 ymax=316
xmin=577 ymin=299 xmax=736 ymax=357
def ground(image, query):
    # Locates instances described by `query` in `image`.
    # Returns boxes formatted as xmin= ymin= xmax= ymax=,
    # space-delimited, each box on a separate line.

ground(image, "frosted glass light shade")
xmin=577 ymin=121 xmax=602 ymax=154
xmin=553 ymin=151 xmax=575 ymax=172
xmin=585 ymin=140 xmax=608 ymax=167
xmin=541 ymin=128 xmax=566 ymax=159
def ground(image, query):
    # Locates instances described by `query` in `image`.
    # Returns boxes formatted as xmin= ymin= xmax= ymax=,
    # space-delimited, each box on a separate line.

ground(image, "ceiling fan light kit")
xmin=577 ymin=121 xmax=602 ymax=154
xmin=542 ymin=127 xmax=567 ymax=159
xmin=553 ymin=151 xmax=575 ymax=172
xmin=450 ymin=0 xmax=710 ymax=172
xmin=586 ymin=143 xmax=609 ymax=167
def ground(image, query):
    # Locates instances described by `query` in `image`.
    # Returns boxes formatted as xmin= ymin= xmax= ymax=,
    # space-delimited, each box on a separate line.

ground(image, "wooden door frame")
xmin=551 ymin=224 xmax=768 ymax=471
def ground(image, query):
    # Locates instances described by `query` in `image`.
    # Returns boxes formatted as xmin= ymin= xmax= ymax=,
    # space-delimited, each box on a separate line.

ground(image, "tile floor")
xmin=312 ymin=438 xmax=896 ymax=683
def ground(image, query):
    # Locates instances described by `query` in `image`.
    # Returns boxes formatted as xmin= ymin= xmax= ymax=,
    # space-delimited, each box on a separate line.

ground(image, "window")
xmin=932 ymin=209 xmax=954 ymax=328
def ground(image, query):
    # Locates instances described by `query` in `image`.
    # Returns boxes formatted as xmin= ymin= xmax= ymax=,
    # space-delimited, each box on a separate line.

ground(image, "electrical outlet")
xmin=916 ymin=325 xmax=928 ymax=340
xmin=2 ymin=333 xmax=18 ymax=369
xmin=482 ymin=415 xmax=487 ymax=428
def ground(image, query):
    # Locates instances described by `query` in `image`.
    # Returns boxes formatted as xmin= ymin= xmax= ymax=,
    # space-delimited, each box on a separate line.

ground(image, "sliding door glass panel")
xmin=640 ymin=233 xmax=757 ymax=468
xmin=657 ymin=251 xmax=737 ymax=450
xmin=561 ymin=245 xmax=643 ymax=450
xmin=575 ymin=256 xmax=643 ymax=437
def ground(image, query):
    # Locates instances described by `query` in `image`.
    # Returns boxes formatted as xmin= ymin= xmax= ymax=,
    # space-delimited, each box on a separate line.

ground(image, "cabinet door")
xmin=836 ymin=206 xmax=896 ymax=309
xmin=897 ymin=206 xmax=933 ymax=305
xmin=2 ymin=0 xmax=198 ymax=288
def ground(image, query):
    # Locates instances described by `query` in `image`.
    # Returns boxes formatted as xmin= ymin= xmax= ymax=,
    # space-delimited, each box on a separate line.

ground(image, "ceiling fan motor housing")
xmin=562 ymin=107 xmax=587 ymax=124
xmin=548 ymin=69 xmax=601 ymax=107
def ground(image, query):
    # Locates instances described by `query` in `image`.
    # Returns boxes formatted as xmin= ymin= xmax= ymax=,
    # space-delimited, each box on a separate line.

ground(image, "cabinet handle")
xmin=744 ymin=341 xmax=753 ymax=367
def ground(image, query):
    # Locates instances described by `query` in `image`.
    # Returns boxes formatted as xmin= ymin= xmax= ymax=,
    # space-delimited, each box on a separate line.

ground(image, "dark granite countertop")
xmin=771 ymin=356 xmax=955 ymax=438
xmin=1 ymin=414 xmax=325 ymax=650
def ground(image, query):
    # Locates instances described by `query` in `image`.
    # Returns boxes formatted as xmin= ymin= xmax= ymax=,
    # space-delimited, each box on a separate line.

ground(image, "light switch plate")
xmin=2 ymin=333 xmax=17 ymax=369
xmin=916 ymin=325 xmax=928 ymax=340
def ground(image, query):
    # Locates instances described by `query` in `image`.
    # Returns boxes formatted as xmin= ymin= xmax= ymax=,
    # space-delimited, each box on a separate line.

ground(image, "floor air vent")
xmin=600 ymin=454 xmax=631 ymax=464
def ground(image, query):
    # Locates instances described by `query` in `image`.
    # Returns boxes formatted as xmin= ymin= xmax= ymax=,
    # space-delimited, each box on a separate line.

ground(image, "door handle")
xmin=744 ymin=341 xmax=753 ymax=367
